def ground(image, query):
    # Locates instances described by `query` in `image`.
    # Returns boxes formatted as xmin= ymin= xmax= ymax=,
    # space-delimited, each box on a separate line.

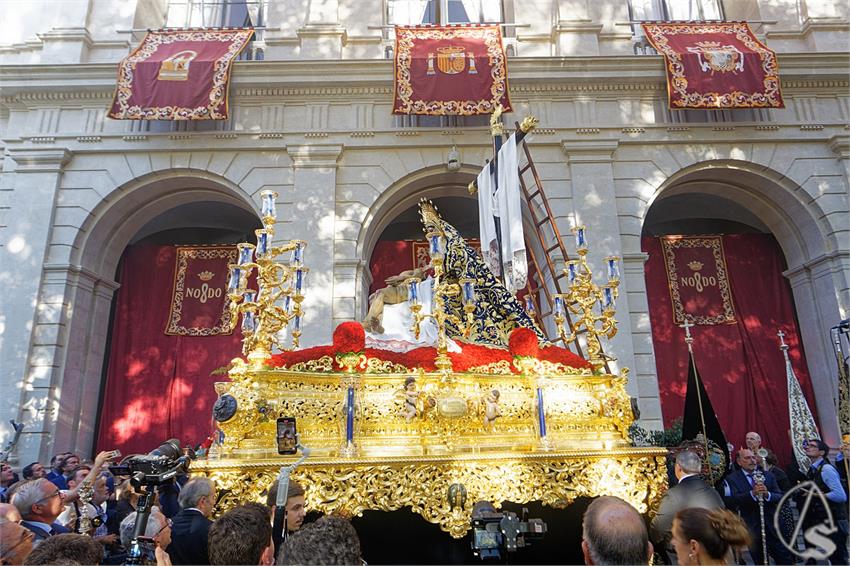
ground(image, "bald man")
xmin=0 ymin=502 xmax=23 ymax=522
xmin=582 ymin=496 xmax=653 ymax=565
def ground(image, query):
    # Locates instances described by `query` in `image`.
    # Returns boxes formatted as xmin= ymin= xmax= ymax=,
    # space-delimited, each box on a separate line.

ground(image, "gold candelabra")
xmin=227 ymin=190 xmax=308 ymax=368
xmin=407 ymin=229 xmax=476 ymax=372
xmin=554 ymin=226 xmax=620 ymax=370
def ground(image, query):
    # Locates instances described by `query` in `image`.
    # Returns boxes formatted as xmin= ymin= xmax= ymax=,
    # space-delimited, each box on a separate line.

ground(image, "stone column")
xmin=49 ymin=266 xmax=119 ymax=455
xmin=784 ymin=261 xmax=843 ymax=446
xmin=555 ymin=0 xmax=601 ymax=55
xmin=561 ymin=139 xmax=663 ymax=423
xmin=0 ymin=148 xmax=71 ymax=464
xmin=286 ymin=145 xmax=343 ymax=347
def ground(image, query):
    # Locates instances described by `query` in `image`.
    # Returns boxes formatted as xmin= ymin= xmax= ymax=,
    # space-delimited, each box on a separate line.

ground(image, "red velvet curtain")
xmin=96 ymin=245 xmax=242 ymax=455
xmin=642 ymin=234 xmax=819 ymax=466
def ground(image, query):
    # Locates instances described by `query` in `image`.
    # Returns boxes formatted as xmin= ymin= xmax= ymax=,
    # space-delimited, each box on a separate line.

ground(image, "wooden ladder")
xmin=515 ymin=123 xmax=607 ymax=367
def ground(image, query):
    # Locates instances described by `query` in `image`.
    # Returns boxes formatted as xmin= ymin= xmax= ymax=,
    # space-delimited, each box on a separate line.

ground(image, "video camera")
xmin=108 ymin=438 xmax=191 ymax=488
xmin=470 ymin=501 xmax=547 ymax=560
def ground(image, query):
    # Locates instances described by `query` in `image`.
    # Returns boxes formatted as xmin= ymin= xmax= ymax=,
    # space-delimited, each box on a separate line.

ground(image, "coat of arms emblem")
xmin=686 ymin=41 xmax=744 ymax=74
xmin=158 ymin=50 xmax=198 ymax=81
xmin=426 ymin=46 xmax=478 ymax=76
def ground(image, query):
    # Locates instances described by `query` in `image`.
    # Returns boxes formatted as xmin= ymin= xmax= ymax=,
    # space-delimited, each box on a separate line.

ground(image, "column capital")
xmin=561 ymin=139 xmax=619 ymax=163
xmin=828 ymin=134 xmax=850 ymax=158
xmin=8 ymin=148 xmax=72 ymax=172
xmin=287 ymin=144 xmax=344 ymax=168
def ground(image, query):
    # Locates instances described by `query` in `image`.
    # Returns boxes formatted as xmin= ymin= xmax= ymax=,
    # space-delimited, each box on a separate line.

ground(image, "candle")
xmin=294 ymin=267 xmax=306 ymax=294
xmin=574 ymin=226 xmax=587 ymax=250
xmin=345 ymin=386 xmax=355 ymax=444
xmin=241 ymin=311 xmax=255 ymax=333
xmin=293 ymin=315 xmax=302 ymax=333
xmin=428 ymin=232 xmax=444 ymax=259
xmin=283 ymin=295 xmax=292 ymax=313
xmin=260 ymin=190 xmax=277 ymax=220
xmin=227 ymin=265 xmax=242 ymax=292
xmin=554 ymin=295 xmax=564 ymax=316
xmin=460 ymin=278 xmax=475 ymax=305
xmin=603 ymin=285 xmax=615 ymax=310
xmin=408 ymin=279 xmax=420 ymax=305
xmin=255 ymin=229 xmax=269 ymax=258
xmin=567 ymin=261 xmax=579 ymax=285
xmin=605 ymin=256 xmax=620 ymax=281
xmin=291 ymin=240 xmax=305 ymax=266
xmin=524 ymin=295 xmax=536 ymax=316
xmin=243 ymin=291 xmax=256 ymax=304
xmin=237 ymin=243 xmax=254 ymax=266
xmin=536 ymin=387 xmax=547 ymax=438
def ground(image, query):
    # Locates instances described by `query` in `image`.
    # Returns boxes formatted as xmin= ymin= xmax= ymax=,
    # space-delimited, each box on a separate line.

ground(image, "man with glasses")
xmin=0 ymin=519 xmax=35 ymax=565
xmin=802 ymin=439 xmax=848 ymax=565
xmin=12 ymin=478 xmax=69 ymax=545
xmin=119 ymin=507 xmax=172 ymax=555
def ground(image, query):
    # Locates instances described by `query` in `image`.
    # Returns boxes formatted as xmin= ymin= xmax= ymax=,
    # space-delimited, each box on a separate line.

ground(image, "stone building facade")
xmin=1 ymin=0 xmax=848 ymax=465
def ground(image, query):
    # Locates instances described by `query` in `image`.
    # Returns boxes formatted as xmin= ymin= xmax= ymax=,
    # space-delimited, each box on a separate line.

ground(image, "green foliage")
xmin=629 ymin=418 xmax=683 ymax=447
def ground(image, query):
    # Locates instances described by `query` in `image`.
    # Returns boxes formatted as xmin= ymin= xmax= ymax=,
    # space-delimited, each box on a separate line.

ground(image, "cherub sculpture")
xmin=483 ymin=388 xmax=502 ymax=429
xmin=400 ymin=376 xmax=420 ymax=420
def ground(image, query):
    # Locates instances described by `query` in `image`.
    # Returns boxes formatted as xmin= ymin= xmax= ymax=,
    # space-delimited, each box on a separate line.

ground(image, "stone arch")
xmin=47 ymin=169 xmax=259 ymax=455
xmin=350 ymin=163 xmax=551 ymax=323
xmin=641 ymin=159 xmax=845 ymax=442
xmin=642 ymin=159 xmax=836 ymax=269
xmin=73 ymin=168 xmax=259 ymax=280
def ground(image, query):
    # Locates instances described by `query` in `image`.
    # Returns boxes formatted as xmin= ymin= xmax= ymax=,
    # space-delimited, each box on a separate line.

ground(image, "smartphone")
xmin=131 ymin=536 xmax=157 ymax=562
xmin=276 ymin=417 xmax=297 ymax=455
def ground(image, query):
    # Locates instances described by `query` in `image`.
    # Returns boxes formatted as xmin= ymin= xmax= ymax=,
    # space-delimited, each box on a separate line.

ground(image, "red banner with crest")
xmin=109 ymin=29 xmax=252 ymax=120
xmin=165 ymin=246 xmax=236 ymax=336
xmin=393 ymin=25 xmax=511 ymax=115
xmin=642 ymin=22 xmax=783 ymax=109
xmin=661 ymin=236 xmax=736 ymax=325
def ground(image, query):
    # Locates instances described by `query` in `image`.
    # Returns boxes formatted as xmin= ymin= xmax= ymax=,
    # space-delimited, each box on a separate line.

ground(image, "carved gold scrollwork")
xmin=195 ymin=450 xmax=668 ymax=537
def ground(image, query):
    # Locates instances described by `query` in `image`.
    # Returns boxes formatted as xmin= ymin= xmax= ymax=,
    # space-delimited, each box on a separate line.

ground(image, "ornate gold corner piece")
xmin=196 ymin=450 xmax=667 ymax=538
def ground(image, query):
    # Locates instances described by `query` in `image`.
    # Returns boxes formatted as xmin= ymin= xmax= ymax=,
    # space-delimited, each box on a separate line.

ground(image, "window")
xmin=164 ymin=1 xmax=265 ymax=59
xmin=629 ymin=0 xmax=725 ymax=54
xmin=386 ymin=0 xmax=504 ymax=26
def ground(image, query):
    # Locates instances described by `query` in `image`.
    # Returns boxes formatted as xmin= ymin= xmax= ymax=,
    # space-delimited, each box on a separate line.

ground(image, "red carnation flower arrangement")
xmin=333 ymin=321 xmax=366 ymax=354
xmin=508 ymin=327 xmax=539 ymax=358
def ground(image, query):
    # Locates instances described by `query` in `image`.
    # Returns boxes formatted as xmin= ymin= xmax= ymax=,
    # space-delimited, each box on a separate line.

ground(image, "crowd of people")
xmin=0 ymin=432 xmax=847 ymax=565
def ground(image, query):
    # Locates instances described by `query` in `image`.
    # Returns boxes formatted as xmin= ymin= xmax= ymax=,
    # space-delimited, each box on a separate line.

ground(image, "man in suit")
xmin=723 ymin=448 xmax=793 ymax=565
xmin=650 ymin=450 xmax=724 ymax=560
xmin=12 ymin=478 xmax=70 ymax=546
xmin=167 ymin=477 xmax=217 ymax=565
xmin=0 ymin=463 xmax=14 ymax=503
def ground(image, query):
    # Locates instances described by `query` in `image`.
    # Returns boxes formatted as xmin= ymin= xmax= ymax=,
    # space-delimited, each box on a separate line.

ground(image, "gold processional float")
xmin=195 ymin=150 xmax=667 ymax=539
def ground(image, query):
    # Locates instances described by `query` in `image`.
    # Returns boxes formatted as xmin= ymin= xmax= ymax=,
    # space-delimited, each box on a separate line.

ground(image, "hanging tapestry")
xmin=641 ymin=22 xmax=784 ymax=109
xmin=661 ymin=236 xmax=736 ymax=325
xmin=109 ymin=28 xmax=253 ymax=120
xmin=393 ymin=25 xmax=511 ymax=115
xmin=165 ymin=245 xmax=237 ymax=336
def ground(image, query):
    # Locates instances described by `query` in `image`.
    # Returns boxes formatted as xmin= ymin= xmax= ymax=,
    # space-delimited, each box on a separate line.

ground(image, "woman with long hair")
xmin=671 ymin=507 xmax=752 ymax=565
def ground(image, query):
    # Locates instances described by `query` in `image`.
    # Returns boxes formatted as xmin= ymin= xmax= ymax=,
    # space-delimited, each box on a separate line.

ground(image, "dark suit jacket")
xmin=21 ymin=521 xmax=70 ymax=544
xmin=167 ymin=509 xmax=212 ymax=565
xmin=723 ymin=468 xmax=783 ymax=531
xmin=650 ymin=475 xmax=725 ymax=544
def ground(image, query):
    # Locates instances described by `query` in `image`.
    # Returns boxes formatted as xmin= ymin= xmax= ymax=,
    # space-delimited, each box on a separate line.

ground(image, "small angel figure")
xmin=483 ymin=388 xmax=502 ymax=429
xmin=400 ymin=376 xmax=420 ymax=420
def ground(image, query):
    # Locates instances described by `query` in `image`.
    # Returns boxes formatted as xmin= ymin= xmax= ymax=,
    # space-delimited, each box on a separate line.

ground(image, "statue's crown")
xmin=418 ymin=198 xmax=442 ymax=230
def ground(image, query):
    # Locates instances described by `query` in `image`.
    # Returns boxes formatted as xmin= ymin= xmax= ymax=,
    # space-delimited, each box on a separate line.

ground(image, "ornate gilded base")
xmin=194 ymin=448 xmax=667 ymax=538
